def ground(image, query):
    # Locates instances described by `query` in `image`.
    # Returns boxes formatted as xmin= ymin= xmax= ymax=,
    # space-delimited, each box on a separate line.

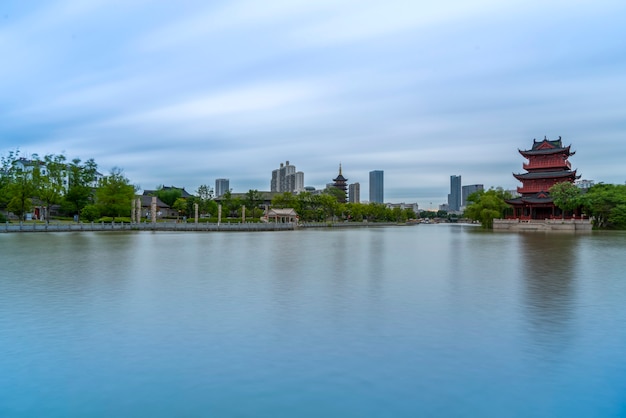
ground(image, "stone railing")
xmin=2 ymin=221 xmax=296 ymax=233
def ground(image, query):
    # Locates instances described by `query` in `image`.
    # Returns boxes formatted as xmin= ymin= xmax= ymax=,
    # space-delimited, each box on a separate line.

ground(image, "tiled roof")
xmin=507 ymin=192 xmax=554 ymax=205
xmin=513 ymin=170 xmax=577 ymax=180
xmin=136 ymin=195 xmax=170 ymax=208
xmin=142 ymin=186 xmax=193 ymax=198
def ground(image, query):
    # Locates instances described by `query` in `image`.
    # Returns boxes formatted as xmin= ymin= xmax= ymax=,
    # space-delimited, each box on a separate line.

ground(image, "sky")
xmin=2 ymin=0 xmax=625 ymax=208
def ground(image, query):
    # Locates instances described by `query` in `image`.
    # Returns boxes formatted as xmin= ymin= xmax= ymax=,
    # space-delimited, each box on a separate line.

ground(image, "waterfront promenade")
xmin=1 ymin=221 xmax=295 ymax=233
xmin=1 ymin=221 xmax=402 ymax=233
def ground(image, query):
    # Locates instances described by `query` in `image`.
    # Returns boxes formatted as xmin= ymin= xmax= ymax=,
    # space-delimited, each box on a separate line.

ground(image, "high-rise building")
xmin=348 ymin=183 xmax=360 ymax=203
xmin=369 ymin=170 xmax=384 ymax=203
xmin=286 ymin=171 xmax=305 ymax=193
xmin=215 ymin=178 xmax=230 ymax=197
xmin=462 ymin=184 xmax=484 ymax=208
xmin=271 ymin=161 xmax=300 ymax=193
xmin=448 ymin=175 xmax=462 ymax=211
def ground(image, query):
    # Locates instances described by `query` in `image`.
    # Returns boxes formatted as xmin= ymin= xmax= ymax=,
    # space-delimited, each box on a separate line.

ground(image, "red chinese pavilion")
xmin=507 ymin=136 xmax=580 ymax=220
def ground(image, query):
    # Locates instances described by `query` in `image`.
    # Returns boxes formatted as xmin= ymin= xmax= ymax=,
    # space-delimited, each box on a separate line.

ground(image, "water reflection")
xmin=519 ymin=232 xmax=579 ymax=355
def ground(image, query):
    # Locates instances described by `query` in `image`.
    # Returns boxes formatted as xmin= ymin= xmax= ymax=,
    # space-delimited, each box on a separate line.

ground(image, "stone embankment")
xmin=2 ymin=221 xmax=404 ymax=233
xmin=1 ymin=222 xmax=296 ymax=233
xmin=493 ymin=218 xmax=592 ymax=232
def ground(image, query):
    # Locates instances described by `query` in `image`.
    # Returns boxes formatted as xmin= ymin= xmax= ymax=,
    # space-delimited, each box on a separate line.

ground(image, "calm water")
xmin=1 ymin=225 xmax=625 ymax=417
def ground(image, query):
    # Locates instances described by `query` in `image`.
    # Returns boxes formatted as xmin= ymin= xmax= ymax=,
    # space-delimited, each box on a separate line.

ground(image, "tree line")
xmin=270 ymin=191 xmax=416 ymax=223
xmin=1 ymin=150 xmax=416 ymax=224
xmin=0 ymin=150 xmax=135 ymax=222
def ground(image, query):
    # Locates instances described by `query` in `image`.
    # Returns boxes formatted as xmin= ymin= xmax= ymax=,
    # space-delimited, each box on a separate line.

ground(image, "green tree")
xmin=608 ymin=204 xmax=626 ymax=228
xmin=549 ymin=181 xmax=581 ymax=219
xmin=344 ymin=202 xmax=365 ymax=222
xmin=173 ymin=197 xmax=188 ymax=221
xmin=391 ymin=207 xmax=407 ymax=222
xmin=365 ymin=203 xmax=388 ymax=222
xmin=155 ymin=186 xmax=182 ymax=207
xmin=64 ymin=158 xmax=98 ymax=219
xmin=579 ymin=183 xmax=626 ymax=229
xmin=220 ymin=190 xmax=242 ymax=218
xmin=95 ymin=167 xmax=136 ymax=220
xmin=271 ymin=192 xmax=296 ymax=209
xmin=244 ymin=189 xmax=263 ymax=219
xmin=80 ymin=204 xmax=101 ymax=222
xmin=36 ymin=153 xmax=67 ymax=222
xmin=325 ymin=186 xmax=346 ymax=204
xmin=464 ymin=187 xmax=513 ymax=229
xmin=294 ymin=192 xmax=319 ymax=221
xmin=0 ymin=150 xmax=20 ymax=213
xmin=4 ymin=156 xmax=37 ymax=221
xmin=195 ymin=184 xmax=215 ymax=216
xmin=318 ymin=192 xmax=340 ymax=221
xmin=196 ymin=184 xmax=213 ymax=201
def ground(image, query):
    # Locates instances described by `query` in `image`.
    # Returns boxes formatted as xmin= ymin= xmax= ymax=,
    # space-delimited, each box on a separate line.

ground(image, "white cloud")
xmin=3 ymin=0 xmax=626 ymax=207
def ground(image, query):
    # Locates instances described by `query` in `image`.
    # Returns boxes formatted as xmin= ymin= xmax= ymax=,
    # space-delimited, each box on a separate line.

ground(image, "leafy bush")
xmin=97 ymin=216 xmax=132 ymax=223
xmin=81 ymin=204 xmax=100 ymax=222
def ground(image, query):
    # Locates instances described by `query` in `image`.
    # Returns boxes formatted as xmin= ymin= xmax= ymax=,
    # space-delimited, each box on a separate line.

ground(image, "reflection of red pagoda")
xmin=507 ymin=136 xmax=580 ymax=220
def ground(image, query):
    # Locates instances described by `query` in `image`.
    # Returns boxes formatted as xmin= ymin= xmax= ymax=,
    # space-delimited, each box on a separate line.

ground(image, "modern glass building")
xmin=271 ymin=161 xmax=299 ymax=192
xmin=348 ymin=182 xmax=360 ymax=203
xmin=462 ymin=184 xmax=484 ymax=208
xmin=369 ymin=170 xmax=384 ymax=203
xmin=448 ymin=175 xmax=462 ymax=211
xmin=215 ymin=178 xmax=230 ymax=197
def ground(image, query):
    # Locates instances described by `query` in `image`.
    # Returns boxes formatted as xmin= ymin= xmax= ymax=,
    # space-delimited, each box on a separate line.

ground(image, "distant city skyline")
xmin=2 ymin=2 xmax=625 ymax=209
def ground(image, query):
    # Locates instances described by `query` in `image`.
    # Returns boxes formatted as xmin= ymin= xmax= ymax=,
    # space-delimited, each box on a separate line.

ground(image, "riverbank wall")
xmin=1 ymin=222 xmax=296 ymax=233
xmin=493 ymin=218 xmax=592 ymax=232
xmin=1 ymin=221 xmax=404 ymax=233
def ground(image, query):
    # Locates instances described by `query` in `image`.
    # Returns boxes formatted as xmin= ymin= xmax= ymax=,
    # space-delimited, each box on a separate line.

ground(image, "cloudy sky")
xmin=2 ymin=0 xmax=625 ymax=208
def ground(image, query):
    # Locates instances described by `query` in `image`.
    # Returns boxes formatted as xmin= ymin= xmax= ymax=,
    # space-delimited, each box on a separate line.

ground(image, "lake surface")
xmin=1 ymin=225 xmax=626 ymax=417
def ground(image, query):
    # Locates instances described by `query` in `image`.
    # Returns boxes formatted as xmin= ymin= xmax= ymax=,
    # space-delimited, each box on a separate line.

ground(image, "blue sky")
xmin=2 ymin=0 xmax=625 ymax=208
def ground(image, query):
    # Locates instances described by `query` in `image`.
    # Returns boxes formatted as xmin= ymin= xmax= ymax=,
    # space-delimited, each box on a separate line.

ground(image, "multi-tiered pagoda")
xmin=507 ymin=136 xmax=580 ymax=220
xmin=332 ymin=164 xmax=348 ymax=203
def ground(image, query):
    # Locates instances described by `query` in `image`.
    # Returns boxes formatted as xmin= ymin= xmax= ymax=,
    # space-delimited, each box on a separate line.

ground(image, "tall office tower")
xmin=215 ymin=178 xmax=230 ymax=197
xmin=461 ymin=184 xmax=484 ymax=208
xmin=448 ymin=175 xmax=462 ymax=211
xmin=348 ymin=183 xmax=360 ymax=203
xmin=369 ymin=170 xmax=384 ymax=203
xmin=271 ymin=161 xmax=297 ymax=192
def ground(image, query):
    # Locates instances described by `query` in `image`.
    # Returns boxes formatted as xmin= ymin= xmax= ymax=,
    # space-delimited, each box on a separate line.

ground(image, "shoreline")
xmin=1 ymin=221 xmax=405 ymax=233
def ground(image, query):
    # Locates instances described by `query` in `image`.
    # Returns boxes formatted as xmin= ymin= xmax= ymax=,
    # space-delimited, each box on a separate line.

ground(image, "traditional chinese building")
xmin=332 ymin=164 xmax=348 ymax=203
xmin=507 ymin=136 xmax=580 ymax=220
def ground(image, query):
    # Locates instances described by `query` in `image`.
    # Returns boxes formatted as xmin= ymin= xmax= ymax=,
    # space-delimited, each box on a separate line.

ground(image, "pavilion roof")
xmin=506 ymin=192 xmax=554 ymax=205
xmin=513 ymin=170 xmax=578 ymax=181
xmin=267 ymin=208 xmax=298 ymax=216
xmin=518 ymin=137 xmax=574 ymax=157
